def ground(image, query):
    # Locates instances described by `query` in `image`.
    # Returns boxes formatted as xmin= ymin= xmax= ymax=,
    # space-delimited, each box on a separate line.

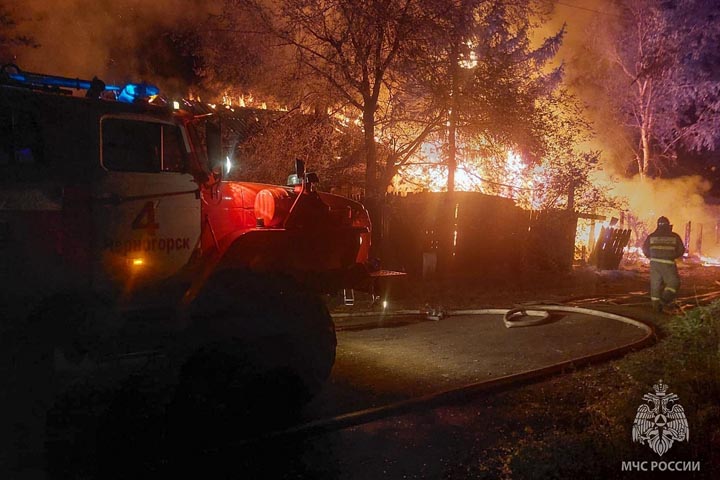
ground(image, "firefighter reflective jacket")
xmin=642 ymin=226 xmax=685 ymax=263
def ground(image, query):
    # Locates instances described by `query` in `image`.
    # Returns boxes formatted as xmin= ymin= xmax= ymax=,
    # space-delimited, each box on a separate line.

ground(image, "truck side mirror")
xmin=295 ymin=158 xmax=305 ymax=179
xmin=206 ymin=121 xmax=222 ymax=173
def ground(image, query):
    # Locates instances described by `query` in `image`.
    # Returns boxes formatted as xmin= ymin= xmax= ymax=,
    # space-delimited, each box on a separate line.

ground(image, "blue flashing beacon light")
xmin=3 ymin=65 xmax=160 ymax=103
xmin=117 ymin=83 xmax=161 ymax=103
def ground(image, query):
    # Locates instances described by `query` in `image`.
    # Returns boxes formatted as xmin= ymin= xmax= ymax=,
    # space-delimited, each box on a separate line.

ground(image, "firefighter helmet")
xmin=657 ymin=216 xmax=670 ymax=227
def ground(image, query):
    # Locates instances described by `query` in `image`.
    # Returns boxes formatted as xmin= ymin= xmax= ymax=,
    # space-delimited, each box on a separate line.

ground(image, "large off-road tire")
xmin=172 ymin=269 xmax=336 ymax=437
xmin=0 ymin=312 xmax=55 ymax=475
xmin=0 ymin=292 xmax=115 ymax=477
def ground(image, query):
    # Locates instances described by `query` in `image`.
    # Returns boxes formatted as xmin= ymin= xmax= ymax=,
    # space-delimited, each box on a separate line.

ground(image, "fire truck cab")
xmin=0 ymin=65 xmax=372 ymax=447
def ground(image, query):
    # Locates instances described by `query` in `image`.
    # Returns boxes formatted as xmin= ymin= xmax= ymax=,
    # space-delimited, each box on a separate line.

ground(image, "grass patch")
xmin=466 ymin=301 xmax=720 ymax=479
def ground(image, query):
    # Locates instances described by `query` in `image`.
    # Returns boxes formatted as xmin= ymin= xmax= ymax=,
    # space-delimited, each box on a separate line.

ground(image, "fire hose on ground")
xmin=225 ymin=304 xmax=655 ymax=449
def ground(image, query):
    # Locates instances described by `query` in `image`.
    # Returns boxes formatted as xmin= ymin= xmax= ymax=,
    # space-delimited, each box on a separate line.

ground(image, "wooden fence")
xmin=376 ymin=192 xmax=578 ymax=278
xmin=588 ymin=227 xmax=632 ymax=270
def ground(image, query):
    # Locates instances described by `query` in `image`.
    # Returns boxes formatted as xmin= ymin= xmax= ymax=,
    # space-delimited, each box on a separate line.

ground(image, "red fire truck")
xmin=0 ymin=65 xmax=374 ymax=437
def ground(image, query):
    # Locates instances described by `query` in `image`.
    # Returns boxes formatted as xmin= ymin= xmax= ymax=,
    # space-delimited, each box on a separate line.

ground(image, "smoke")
xmin=535 ymin=0 xmax=631 ymax=172
xmin=607 ymin=174 xmax=720 ymax=257
xmin=540 ymin=0 xmax=609 ymax=56
xmin=539 ymin=1 xmax=720 ymax=258
xmin=3 ymin=0 xmax=218 ymax=92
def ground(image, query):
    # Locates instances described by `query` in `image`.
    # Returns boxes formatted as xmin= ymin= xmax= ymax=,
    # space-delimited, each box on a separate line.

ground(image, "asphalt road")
xmin=202 ymin=306 xmax=654 ymax=480
xmin=305 ymin=310 xmax=647 ymax=420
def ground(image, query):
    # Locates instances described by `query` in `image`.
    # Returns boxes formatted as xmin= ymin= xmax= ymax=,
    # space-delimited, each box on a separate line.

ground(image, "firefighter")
xmin=642 ymin=216 xmax=686 ymax=312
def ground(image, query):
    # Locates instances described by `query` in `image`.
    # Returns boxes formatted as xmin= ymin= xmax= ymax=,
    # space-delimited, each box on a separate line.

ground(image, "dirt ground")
xmin=332 ymin=259 xmax=720 ymax=313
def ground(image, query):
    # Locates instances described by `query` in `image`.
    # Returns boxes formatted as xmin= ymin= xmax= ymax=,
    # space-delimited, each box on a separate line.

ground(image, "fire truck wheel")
xmin=5 ymin=293 xmax=118 ymax=468
xmin=167 ymin=339 xmax=298 ymax=443
xmin=184 ymin=269 xmax=336 ymax=414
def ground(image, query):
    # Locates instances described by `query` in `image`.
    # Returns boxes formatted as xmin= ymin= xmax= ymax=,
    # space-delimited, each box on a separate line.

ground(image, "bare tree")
xmin=195 ymin=2 xmax=297 ymax=102
xmin=234 ymin=0 xmax=421 ymax=202
xmin=592 ymin=0 xmax=720 ymax=178
xmin=225 ymin=108 xmax=365 ymax=187
xmin=523 ymin=88 xmax=612 ymax=213
xmin=218 ymin=0 xmax=586 ymax=217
